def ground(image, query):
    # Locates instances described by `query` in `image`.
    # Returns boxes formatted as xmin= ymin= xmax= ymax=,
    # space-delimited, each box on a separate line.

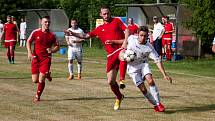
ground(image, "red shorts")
xmin=4 ymin=41 xmax=16 ymax=48
xmin=31 ymin=56 xmax=52 ymax=74
xmin=106 ymin=48 xmax=123 ymax=73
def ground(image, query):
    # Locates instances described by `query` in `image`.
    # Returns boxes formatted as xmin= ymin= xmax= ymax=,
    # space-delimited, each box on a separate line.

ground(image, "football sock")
xmin=110 ymin=82 xmax=122 ymax=100
xmin=68 ymin=63 xmax=73 ymax=75
xmin=7 ymin=49 xmax=11 ymax=62
xmin=23 ymin=40 xmax=26 ymax=46
xmin=143 ymin=91 xmax=157 ymax=106
xmin=37 ymin=82 xmax=45 ymax=98
xmin=77 ymin=63 xmax=82 ymax=74
xmin=20 ymin=40 xmax=23 ymax=46
xmin=149 ymin=85 xmax=160 ymax=105
xmin=119 ymin=60 xmax=127 ymax=81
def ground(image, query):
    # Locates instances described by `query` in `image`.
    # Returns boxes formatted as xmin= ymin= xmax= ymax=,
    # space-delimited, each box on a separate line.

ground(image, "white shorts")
xmin=127 ymin=63 xmax=152 ymax=86
xmin=68 ymin=47 xmax=83 ymax=62
xmin=20 ymin=33 xmax=26 ymax=39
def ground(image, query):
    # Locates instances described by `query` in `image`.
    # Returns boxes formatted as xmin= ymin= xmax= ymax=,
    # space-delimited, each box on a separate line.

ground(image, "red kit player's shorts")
xmin=31 ymin=56 xmax=51 ymax=74
xmin=4 ymin=40 xmax=16 ymax=48
xmin=106 ymin=48 xmax=123 ymax=73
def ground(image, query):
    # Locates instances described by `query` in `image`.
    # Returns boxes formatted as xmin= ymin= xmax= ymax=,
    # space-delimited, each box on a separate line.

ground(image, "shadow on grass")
xmin=164 ymin=104 xmax=215 ymax=114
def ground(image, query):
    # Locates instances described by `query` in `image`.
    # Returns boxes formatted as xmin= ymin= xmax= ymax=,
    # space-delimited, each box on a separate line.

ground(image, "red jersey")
xmin=128 ymin=24 xmax=138 ymax=35
xmin=4 ymin=22 xmax=18 ymax=40
xmin=163 ymin=22 xmax=174 ymax=40
xmin=88 ymin=17 xmax=126 ymax=55
xmin=28 ymin=28 xmax=59 ymax=57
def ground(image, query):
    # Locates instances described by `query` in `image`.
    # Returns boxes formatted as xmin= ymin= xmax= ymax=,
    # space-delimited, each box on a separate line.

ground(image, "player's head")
xmin=70 ymin=18 xmax=78 ymax=29
xmin=100 ymin=5 xmax=111 ymax=22
xmin=162 ymin=16 xmax=167 ymax=23
xmin=6 ymin=15 xmax=12 ymax=23
xmin=128 ymin=17 xmax=134 ymax=24
xmin=41 ymin=16 xmax=51 ymax=31
xmin=137 ymin=26 xmax=149 ymax=44
xmin=153 ymin=16 xmax=158 ymax=23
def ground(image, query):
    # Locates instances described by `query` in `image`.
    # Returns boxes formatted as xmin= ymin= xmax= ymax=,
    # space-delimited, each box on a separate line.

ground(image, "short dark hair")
xmin=41 ymin=16 xmax=50 ymax=19
xmin=71 ymin=18 xmax=77 ymax=22
xmin=138 ymin=26 xmax=149 ymax=33
xmin=100 ymin=4 xmax=110 ymax=10
xmin=7 ymin=15 xmax=12 ymax=18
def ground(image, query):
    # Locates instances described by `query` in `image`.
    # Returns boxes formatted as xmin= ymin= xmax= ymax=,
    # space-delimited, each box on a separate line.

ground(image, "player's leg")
xmin=107 ymin=69 xmax=124 ymax=110
xmin=145 ymin=74 xmax=165 ymax=112
xmin=166 ymin=40 xmax=172 ymax=61
xmin=76 ymin=50 xmax=83 ymax=80
xmin=20 ymin=39 xmax=23 ymax=47
xmin=10 ymin=42 xmax=16 ymax=64
xmin=23 ymin=39 xmax=26 ymax=47
xmin=118 ymin=50 xmax=127 ymax=89
xmin=67 ymin=48 xmax=74 ymax=80
xmin=6 ymin=47 xmax=11 ymax=64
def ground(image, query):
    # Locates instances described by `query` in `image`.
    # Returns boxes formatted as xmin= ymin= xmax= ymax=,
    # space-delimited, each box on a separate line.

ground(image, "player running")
xmin=27 ymin=16 xmax=60 ymax=103
xmin=65 ymin=19 xmax=85 ymax=80
xmin=1 ymin=15 xmax=19 ymax=64
xmin=65 ymin=5 xmax=129 ymax=110
xmin=122 ymin=26 xmax=172 ymax=112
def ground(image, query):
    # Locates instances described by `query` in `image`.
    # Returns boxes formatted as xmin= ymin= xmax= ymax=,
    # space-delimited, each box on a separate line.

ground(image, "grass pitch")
xmin=0 ymin=46 xmax=215 ymax=121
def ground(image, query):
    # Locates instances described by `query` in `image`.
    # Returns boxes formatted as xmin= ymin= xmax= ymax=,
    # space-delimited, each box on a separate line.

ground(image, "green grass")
xmin=0 ymin=46 xmax=215 ymax=121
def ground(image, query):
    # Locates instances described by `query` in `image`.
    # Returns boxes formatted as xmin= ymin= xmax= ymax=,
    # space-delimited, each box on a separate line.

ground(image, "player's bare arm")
xmin=156 ymin=62 xmax=172 ymax=83
xmin=26 ymin=40 xmax=33 ymax=61
xmin=121 ymin=28 xmax=130 ymax=49
xmin=105 ymin=39 xmax=124 ymax=45
xmin=47 ymin=45 xmax=60 ymax=53
xmin=67 ymin=30 xmax=90 ymax=39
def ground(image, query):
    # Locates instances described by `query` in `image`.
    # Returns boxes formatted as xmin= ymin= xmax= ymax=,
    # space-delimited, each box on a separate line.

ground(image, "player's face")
xmin=128 ymin=18 xmax=133 ymax=24
xmin=138 ymin=31 xmax=148 ymax=44
xmin=7 ymin=17 xmax=12 ymax=23
xmin=41 ymin=18 xmax=50 ymax=30
xmin=100 ymin=8 xmax=111 ymax=22
xmin=71 ymin=20 xmax=77 ymax=29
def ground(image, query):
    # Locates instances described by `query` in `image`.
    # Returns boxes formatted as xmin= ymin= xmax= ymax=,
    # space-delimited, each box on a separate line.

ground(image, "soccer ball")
xmin=123 ymin=49 xmax=136 ymax=62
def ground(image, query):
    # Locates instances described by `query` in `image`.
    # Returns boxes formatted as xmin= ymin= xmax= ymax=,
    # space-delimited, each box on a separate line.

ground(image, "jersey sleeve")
xmin=27 ymin=31 xmax=35 ymax=43
xmin=116 ymin=18 xmax=127 ymax=31
xmin=148 ymin=43 xmax=161 ymax=63
xmin=88 ymin=27 xmax=99 ymax=38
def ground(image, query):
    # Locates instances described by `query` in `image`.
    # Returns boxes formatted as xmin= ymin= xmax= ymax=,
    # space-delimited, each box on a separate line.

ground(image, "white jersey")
xmin=20 ymin=22 xmax=27 ymax=39
xmin=152 ymin=22 xmax=164 ymax=41
xmin=127 ymin=35 xmax=161 ymax=66
xmin=127 ymin=35 xmax=161 ymax=86
xmin=65 ymin=27 xmax=84 ymax=51
xmin=0 ymin=23 xmax=3 ymax=34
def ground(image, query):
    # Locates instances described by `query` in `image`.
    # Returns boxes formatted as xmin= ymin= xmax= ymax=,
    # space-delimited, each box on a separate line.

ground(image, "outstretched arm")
xmin=65 ymin=30 xmax=90 ymax=39
xmin=156 ymin=62 xmax=172 ymax=83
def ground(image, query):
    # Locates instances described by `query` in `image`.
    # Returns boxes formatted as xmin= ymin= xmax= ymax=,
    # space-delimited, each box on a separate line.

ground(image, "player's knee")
xmin=32 ymin=78 xmax=39 ymax=83
xmin=148 ymin=80 xmax=155 ymax=86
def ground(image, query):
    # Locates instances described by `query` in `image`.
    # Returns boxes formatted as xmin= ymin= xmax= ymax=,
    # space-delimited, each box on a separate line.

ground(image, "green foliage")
xmin=181 ymin=0 xmax=215 ymax=52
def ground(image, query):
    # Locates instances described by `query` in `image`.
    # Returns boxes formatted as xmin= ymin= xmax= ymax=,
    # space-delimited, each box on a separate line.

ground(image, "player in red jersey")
xmin=127 ymin=17 xmax=139 ymax=35
xmin=1 ymin=15 xmax=19 ymax=64
xmin=162 ymin=16 xmax=174 ymax=61
xmin=27 ymin=16 xmax=60 ymax=103
xmin=65 ymin=5 xmax=129 ymax=110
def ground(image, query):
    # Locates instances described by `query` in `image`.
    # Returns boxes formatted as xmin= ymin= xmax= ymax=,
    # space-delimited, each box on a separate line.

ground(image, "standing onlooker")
xmin=162 ymin=16 xmax=174 ymax=61
xmin=65 ymin=19 xmax=85 ymax=80
xmin=127 ymin=17 xmax=139 ymax=35
xmin=27 ymin=16 xmax=60 ymax=103
xmin=66 ymin=5 xmax=130 ymax=110
xmin=152 ymin=16 xmax=165 ymax=57
xmin=0 ymin=20 xmax=4 ymax=45
xmin=19 ymin=18 xmax=27 ymax=47
xmin=1 ymin=15 xmax=19 ymax=64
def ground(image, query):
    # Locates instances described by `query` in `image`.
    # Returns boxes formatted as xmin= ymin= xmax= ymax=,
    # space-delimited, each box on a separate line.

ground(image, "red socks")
xmin=36 ymin=82 xmax=45 ymax=98
xmin=110 ymin=83 xmax=122 ymax=99
xmin=119 ymin=60 xmax=127 ymax=81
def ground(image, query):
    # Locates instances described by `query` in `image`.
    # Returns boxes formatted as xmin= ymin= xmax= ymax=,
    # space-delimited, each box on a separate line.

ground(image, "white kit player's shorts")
xmin=20 ymin=32 xmax=26 ymax=39
xmin=68 ymin=47 xmax=83 ymax=62
xmin=127 ymin=62 xmax=152 ymax=86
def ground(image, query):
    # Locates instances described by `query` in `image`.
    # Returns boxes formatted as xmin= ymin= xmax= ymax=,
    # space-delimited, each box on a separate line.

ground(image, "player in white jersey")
xmin=122 ymin=26 xmax=172 ymax=112
xmin=0 ymin=20 xmax=4 ymax=45
xmin=65 ymin=19 xmax=85 ymax=80
xmin=19 ymin=18 xmax=27 ymax=47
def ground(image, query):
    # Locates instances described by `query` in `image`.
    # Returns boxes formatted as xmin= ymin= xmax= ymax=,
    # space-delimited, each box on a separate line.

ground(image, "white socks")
xmin=150 ymin=85 xmax=160 ymax=105
xmin=68 ymin=63 xmax=73 ymax=75
xmin=77 ymin=63 xmax=82 ymax=74
xmin=144 ymin=91 xmax=157 ymax=106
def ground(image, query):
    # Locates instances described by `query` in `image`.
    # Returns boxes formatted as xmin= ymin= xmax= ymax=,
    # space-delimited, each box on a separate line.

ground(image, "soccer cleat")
xmin=33 ymin=95 xmax=40 ymax=104
xmin=154 ymin=103 xmax=165 ymax=112
xmin=77 ymin=73 xmax=81 ymax=80
xmin=114 ymin=95 xmax=124 ymax=110
xmin=46 ymin=72 xmax=52 ymax=82
xmin=68 ymin=75 xmax=74 ymax=80
xmin=119 ymin=80 xmax=126 ymax=89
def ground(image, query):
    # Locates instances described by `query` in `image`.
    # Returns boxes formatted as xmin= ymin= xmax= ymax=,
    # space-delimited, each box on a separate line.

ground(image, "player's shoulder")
xmin=32 ymin=28 xmax=41 ymax=33
xmin=128 ymin=35 xmax=138 ymax=42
